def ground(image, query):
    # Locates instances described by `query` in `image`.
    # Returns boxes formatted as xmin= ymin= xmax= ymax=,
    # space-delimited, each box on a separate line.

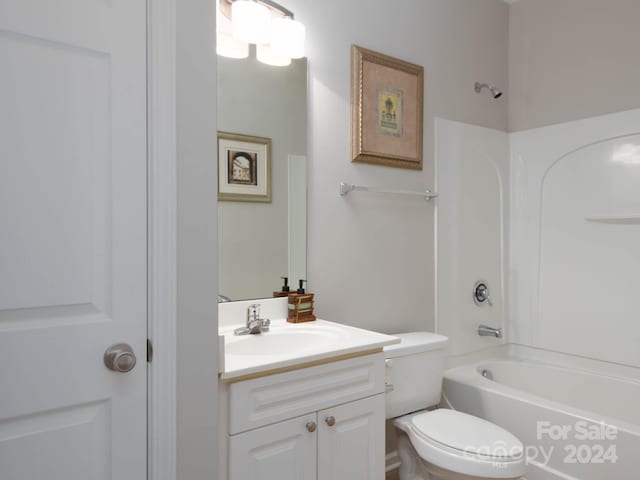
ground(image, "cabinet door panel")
xmin=229 ymin=413 xmax=317 ymax=480
xmin=318 ymin=394 xmax=385 ymax=480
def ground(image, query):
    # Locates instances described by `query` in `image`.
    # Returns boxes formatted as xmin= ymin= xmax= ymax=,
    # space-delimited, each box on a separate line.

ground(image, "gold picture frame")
xmin=351 ymin=45 xmax=424 ymax=170
xmin=217 ymin=132 xmax=272 ymax=202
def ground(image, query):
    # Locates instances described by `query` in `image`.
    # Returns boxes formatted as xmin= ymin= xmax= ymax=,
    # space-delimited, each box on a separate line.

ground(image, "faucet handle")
xmin=473 ymin=282 xmax=493 ymax=306
xmin=485 ymin=290 xmax=493 ymax=306
xmin=247 ymin=303 xmax=261 ymax=320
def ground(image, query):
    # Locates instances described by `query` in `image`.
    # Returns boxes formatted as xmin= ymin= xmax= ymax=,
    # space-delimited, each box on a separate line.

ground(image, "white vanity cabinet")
xmin=317 ymin=394 xmax=385 ymax=480
xmin=223 ymin=353 xmax=386 ymax=480
xmin=229 ymin=413 xmax=317 ymax=480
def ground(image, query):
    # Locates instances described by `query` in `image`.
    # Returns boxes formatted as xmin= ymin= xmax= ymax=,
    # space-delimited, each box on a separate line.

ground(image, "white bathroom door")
xmin=0 ymin=0 xmax=148 ymax=479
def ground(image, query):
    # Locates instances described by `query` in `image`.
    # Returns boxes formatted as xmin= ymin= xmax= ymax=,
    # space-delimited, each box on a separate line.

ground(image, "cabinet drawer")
xmin=229 ymin=353 xmax=384 ymax=434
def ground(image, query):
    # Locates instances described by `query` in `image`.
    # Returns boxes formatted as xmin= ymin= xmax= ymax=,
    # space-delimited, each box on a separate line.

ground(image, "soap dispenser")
xmin=287 ymin=279 xmax=316 ymax=323
xmin=273 ymin=277 xmax=291 ymax=298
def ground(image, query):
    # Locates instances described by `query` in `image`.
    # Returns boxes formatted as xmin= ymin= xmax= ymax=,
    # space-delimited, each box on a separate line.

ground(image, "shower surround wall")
xmin=435 ymin=119 xmax=509 ymax=356
xmin=510 ymin=109 xmax=640 ymax=367
xmin=506 ymin=0 xmax=640 ymax=369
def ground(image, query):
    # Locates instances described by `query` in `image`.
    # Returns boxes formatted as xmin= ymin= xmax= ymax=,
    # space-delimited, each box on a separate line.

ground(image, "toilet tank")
xmin=383 ymin=332 xmax=449 ymax=419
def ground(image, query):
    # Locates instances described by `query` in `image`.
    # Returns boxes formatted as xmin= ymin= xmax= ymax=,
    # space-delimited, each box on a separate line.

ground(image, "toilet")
xmin=384 ymin=332 xmax=526 ymax=480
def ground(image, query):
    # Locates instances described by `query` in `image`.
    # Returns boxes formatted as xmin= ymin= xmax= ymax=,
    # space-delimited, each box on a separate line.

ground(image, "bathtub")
xmin=443 ymin=348 xmax=640 ymax=480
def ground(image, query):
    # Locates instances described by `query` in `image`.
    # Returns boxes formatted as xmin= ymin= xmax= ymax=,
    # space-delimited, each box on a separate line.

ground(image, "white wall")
xmin=217 ymin=56 xmax=306 ymax=301
xmin=510 ymin=109 xmax=640 ymax=367
xmin=176 ymin=1 xmax=218 ymax=478
xmin=508 ymin=0 xmax=640 ymax=132
xmin=286 ymin=0 xmax=509 ymax=334
xmin=436 ymin=119 xmax=509 ymax=356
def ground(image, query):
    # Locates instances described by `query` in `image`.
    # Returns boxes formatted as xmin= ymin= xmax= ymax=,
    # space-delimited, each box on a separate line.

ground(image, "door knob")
xmin=104 ymin=343 xmax=137 ymax=372
xmin=306 ymin=421 xmax=317 ymax=433
xmin=325 ymin=416 xmax=336 ymax=427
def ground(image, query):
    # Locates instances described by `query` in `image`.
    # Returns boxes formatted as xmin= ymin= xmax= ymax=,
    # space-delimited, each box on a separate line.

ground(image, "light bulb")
xmin=217 ymin=32 xmax=249 ymax=59
xmin=216 ymin=0 xmax=249 ymax=58
xmin=256 ymin=43 xmax=291 ymax=67
xmin=232 ymin=0 xmax=271 ymax=44
xmin=271 ymin=17 xmax=305 ymax=59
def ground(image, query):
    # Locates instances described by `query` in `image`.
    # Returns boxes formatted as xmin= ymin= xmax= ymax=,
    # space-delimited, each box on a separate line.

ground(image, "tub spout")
xmin=478 ymin=324 xmax=502 ymax=338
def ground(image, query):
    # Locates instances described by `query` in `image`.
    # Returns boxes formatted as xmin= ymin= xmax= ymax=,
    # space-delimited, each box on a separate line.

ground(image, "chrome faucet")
xmin=234 ymin=304 xmax=271 ymax=335
xmin=217 ymin=294 xmax=232 ymax=303
xmin=478 ymin=325 xmax=502 ymax=338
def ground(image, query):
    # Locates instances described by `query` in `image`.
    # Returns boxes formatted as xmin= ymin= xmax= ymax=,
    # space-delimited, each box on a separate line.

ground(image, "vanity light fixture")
xmin=216 ymin=2 xmax=250 ymax=59
xmin=217 ymin=0 xmax=305 ymax=66
xmin=231 ymin=0 xmax=271 ymax=44
xmin=256 ymin=43 xmax=291 ymax=67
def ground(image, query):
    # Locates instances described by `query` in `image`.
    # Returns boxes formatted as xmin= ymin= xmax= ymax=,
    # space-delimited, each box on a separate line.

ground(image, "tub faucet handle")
xmin=474 ymin=282 xmax=493 ymax=306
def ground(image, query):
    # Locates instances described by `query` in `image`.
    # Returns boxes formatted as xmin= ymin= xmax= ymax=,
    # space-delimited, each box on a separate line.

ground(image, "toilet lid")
xmin=410 ymin=410 xmax=523 ymax=460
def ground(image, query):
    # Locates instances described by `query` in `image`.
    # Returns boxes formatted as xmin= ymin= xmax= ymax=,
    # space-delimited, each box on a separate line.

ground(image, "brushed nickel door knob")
xmin=325 ymin=416 xmax=336 ymax=427
xmin=104 ymin=343 xmax=137 ymax=373
xmin=306 ymin=421 xmax=317 ymax=433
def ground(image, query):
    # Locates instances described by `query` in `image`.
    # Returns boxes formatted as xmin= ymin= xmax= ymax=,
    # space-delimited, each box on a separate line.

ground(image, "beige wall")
xmin=508 ymin=0 xmax=640 ymax=132
xmin=177 ymin=1 xmax=218 ymax=478
xmin=286 ymin=0 xmax=509 ymax=334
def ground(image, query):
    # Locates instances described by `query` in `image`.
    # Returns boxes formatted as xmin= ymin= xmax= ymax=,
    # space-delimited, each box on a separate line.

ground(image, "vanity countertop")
xmin=219 ymin=318 xmax=399 ymax=380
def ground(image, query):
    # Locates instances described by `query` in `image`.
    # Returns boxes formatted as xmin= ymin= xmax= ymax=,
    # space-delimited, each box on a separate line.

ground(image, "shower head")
xmin=475 ymin=82 xmax=502 ymax=99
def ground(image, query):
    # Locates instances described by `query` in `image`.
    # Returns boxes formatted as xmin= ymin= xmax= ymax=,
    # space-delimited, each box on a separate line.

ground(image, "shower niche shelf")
xmin=585 ymin=214 xmax=640 ymax=225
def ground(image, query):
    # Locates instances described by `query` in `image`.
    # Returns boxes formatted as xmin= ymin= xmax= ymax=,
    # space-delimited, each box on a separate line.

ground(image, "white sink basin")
xmin=219 ymin=318 xmax=399 ymax=380
xmin=225 ymin=325 xmax=343 ymax=356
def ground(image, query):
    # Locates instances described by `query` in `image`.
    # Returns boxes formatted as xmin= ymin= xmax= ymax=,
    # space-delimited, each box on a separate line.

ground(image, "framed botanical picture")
xmin=218 ymin=132 xmax=271 ymax=202
xmin=350 ymin=45 xmax=424 ymax=170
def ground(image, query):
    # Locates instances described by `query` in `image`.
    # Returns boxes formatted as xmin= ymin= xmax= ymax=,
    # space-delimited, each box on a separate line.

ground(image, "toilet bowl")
xmin=384 ymin=333 xmax=526 ymax=480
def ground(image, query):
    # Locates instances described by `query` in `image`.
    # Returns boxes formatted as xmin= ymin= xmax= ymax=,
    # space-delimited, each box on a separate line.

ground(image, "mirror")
xmin=217 ymin=52 xmax=307 ymax=302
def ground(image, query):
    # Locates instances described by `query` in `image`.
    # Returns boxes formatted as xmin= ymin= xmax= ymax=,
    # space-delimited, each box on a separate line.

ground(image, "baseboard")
xmin=385 ymin=450 xmax=401 ymax=473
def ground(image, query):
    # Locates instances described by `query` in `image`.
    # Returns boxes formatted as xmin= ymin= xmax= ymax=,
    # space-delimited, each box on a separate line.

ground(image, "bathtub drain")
xmin=481 ymin=369 xmax=493 ymax=380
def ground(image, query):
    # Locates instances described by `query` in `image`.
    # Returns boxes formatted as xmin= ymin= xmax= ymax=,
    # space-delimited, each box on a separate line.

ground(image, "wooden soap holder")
xmin=287 ymin=293 xmax=316 ymax=323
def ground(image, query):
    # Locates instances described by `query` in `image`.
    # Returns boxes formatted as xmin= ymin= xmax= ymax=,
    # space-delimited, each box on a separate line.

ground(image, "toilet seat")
xmin=395 ymin=410 xmax=526 ymax=479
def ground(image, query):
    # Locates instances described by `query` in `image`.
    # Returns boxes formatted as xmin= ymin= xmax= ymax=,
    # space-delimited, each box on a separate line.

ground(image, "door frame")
xmin=148 ymin=0 xmax=178 ymax=479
